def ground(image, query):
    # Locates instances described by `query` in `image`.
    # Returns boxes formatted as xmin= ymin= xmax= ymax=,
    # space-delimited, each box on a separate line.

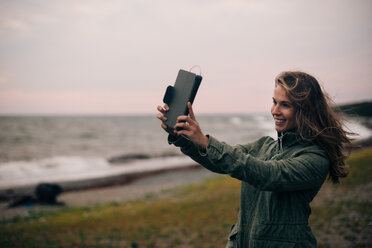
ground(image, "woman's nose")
xmin=271 ymin=104 xmax=280 ymax=115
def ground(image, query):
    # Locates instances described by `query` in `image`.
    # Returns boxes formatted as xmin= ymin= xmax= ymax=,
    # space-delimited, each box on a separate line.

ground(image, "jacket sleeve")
xmin=205 ymin=136 xmax=330 ymax=192
xmin=168 ymin=134 xmax=227 ymax=174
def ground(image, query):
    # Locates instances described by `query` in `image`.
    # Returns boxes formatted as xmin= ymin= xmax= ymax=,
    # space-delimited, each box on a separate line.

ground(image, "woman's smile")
xmin=274 ymin=117 xmax=286 ymax=125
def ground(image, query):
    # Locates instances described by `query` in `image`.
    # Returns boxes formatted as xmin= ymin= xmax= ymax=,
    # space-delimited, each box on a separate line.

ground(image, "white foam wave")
xmin=229 ymin=116 xmax=242 ymax=126
xmin=0 ymin=156 xmax=195 ymax=190
xmin=344 ymin=118 xmax=372 ymax=140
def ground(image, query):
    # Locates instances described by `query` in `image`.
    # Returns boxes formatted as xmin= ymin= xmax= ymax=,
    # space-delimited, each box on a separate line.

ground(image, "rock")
xmin=35 ymin=183 xmax=63 ymax=205
xmin=7 ymin=183 xmax=63 ymax=208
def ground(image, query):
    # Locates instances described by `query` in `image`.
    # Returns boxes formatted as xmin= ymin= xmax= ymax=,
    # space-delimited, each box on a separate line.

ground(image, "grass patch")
xmin=1 ymin=148 xmax=371 ymax=247
xmin=309 ymin=148 xmax=372 ymax=247
xmin=340 ymin=148 xmax=372 ymax=186
xmin=310 ymin=200 xmax=372 ymax=248
xmin=0 ymin=177 xmax=241 ymax=247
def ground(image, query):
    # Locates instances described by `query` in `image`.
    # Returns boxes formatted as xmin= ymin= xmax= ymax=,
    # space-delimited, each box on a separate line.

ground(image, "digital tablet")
xmin=162 ymin=69 xmax=202 ymax=129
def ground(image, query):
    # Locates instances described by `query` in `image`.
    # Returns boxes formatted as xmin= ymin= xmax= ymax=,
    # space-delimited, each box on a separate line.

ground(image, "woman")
xmin=156 ymin=71 xmax=353 ymax=247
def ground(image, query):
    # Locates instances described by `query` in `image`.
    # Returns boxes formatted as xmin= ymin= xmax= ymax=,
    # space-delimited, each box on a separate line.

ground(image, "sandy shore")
xmin=59 ymin=166 xmax=217 ymax=206
xmin=1 ymin=137 xmax=371 ymax=222
xmin=0 ymin=166 xmax=217 ymax=221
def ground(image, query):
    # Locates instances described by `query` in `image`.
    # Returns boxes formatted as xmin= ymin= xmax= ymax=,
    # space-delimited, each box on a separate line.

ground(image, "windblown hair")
xmin=275 ymin=71 xmax=354 ymax=183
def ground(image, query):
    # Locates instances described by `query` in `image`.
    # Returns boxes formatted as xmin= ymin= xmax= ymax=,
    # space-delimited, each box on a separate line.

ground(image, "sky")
xmin=0 ymin=0 xmax=371 ymax=115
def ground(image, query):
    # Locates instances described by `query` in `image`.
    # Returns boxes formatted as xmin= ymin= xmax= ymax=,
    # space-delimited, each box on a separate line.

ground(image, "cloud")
xmin=0 ymin=0 xmax=371 ymax=114
xmin=0 ymin=18 xmax=27 ymax=31
xmin=0 ymin=89 xmax=163 ymax=114
xmin=0 ymin=71 xmax=11 ymax=86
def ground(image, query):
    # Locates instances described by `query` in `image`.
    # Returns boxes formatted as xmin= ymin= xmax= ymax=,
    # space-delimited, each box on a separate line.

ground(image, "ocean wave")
xmin=0 ymin=115 xmax=370 ymax=191
xmin=344 ymin=117 xmax=372 ymax=140
xmin=0 ymin=155 xmax=195 ymax=190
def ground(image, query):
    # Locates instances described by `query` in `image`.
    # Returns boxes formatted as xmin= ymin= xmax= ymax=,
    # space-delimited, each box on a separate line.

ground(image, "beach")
xmin=1 ymin=135 xmax=370 ymax=222
xmin=0 ymin=165 xmax=217 ymax=221
xmin=0 ymin=136 xmax=371 ymax=247
xmin=1 ymin=114 xmax=371 ymax=221
xmin=0 ymin=114 xmax=371 ymax=247
xmin=1 ymin=147 xmax=371 ymax=247
xmin=0 ymin=114 xmax=277 ymax=218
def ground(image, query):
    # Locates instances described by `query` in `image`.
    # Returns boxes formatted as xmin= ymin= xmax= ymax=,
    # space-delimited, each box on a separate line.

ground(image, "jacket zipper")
xmin=269 ymin=132 xmax=284 ymax=160
xmin=278 ymin=132 xmax=284 ymax=154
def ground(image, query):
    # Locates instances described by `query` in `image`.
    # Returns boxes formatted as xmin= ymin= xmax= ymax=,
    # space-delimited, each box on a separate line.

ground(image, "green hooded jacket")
xmin=169 ymin=131 xmax=330 ymax=248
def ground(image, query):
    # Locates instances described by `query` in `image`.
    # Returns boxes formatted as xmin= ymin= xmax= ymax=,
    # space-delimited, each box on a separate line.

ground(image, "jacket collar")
xmin=277 ymin=131 xmax=301 ymax=153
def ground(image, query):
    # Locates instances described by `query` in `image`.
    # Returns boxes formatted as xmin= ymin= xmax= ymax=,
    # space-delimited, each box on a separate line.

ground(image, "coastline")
xmin=1 ymin=135 xmax=371 ymax=222
xmin=1 ymin=147 xmax=371 ymax=247
xmin=0 ymin=158 xmax=199 ymax=201
xmin=0 ymin=164 xmax=217 ymax=221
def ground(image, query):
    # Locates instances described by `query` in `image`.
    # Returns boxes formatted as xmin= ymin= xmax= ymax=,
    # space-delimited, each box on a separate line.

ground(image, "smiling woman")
xmin=275 ymin=71 xmax=354 ymax=183
xmin=157 ymin=71 xmax=355 ymax=248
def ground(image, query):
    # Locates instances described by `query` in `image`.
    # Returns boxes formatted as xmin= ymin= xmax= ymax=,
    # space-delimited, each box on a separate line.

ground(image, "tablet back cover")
xmin=163 ymin=69 xmax=202 ymax=129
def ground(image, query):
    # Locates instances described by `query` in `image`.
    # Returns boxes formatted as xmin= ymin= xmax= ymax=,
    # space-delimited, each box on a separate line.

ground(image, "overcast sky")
xmin=0 ymin=0 xmax=371 ymax=115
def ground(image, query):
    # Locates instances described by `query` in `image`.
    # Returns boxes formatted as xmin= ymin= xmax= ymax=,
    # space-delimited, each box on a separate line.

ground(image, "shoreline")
xmin=1 ymin=136 xmax=371 ymax=202
xmin=0 ymin=162 xmax=201 ymax=202
xmin=0 ymin=165 xmax=217 ymax=221
xmin=1 ymin=139 xmax=371 ymax=221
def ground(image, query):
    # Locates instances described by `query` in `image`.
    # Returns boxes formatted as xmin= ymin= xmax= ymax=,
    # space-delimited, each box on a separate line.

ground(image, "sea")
xmin=0 ymin=114 xmax=371 ymax=190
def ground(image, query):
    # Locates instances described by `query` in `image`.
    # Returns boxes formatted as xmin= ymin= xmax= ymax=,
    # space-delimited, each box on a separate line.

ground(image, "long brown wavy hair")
xmin=275 ymin=71 xmax=355 ymax=183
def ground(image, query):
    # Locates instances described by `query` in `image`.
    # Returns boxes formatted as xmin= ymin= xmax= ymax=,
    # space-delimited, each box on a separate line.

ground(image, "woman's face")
xmin=271 ymin=84 xmax=297 ymax=132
